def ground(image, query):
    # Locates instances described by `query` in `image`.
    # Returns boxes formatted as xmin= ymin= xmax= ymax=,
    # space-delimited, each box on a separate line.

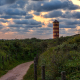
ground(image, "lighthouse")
xmin=53 ymin=20 xmax=59 ymax=39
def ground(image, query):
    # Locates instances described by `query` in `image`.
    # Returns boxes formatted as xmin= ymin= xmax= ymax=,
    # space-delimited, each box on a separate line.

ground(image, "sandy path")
xmin=0 ymin=61 xmax=34 ymax=80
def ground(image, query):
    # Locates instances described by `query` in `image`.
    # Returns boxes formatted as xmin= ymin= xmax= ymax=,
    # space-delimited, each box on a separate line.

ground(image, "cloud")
xmin=26 ymin=0 xmax=80 ymax=12
xmin=25 ymin=14 xmax=33 ymax=19
xmin=8 ymin=0 xmax=27 ymax=8
xmin=59 ymin=24 xmax=76 ymax=28
xmin=59 ymin=28 xmax=78 ymax=37
xmin=0 ymin=15 xmax=23 ymax=19
xmin=43 ymin=10 xmax=62 ymax=18
xmin=47 ymin=23 xmax=53 ymax=27
xmin=0 ymin=0 xmax=79 ymax=39
xmin=43 ymin=10 xmax=80 ymax=19
xmin=4 ymin=8 xmax=26 ymax=15
xmin=0 ymin=0 xmax=18 ymax=6
xmin=65 ymin=20 xmax=80 ymax=25
xmin=0 ymin=19 xmax=9 ymax=22
xmin=14 ymin=19 xmax=41 ymax=25
xmin=62 ymin=11 xmax=80 ymax=19
xmin=8 ymin=24 xmax=23 ymax=28
xmin=25 ymin=24 xmax=42 ymax=28
xmin=7 ymin=24 xmax=42 ymax=34
xmin=31 ymin=27 xmax=52 ymax=35
xmin=0 ymin=6 xmax=6 ymax=14
xmin=33 ymin=12 xmax=40 ymax=15
xmin=48 ymin=19 xmax=77 ymax=28
xmin=0 ymin=24 xmax=3 ymax=29
xmin=8 ymin=24 xmax=42 ymax=28
xmin=5 ymin=0 xmax=17 ymax=4
xmin=32 ymin=0 xmax=45 ymax=1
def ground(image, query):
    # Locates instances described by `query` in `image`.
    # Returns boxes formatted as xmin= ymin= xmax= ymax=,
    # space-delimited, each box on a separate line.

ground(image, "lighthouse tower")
xmin=53 ymin=20 xmax=59 ymax=39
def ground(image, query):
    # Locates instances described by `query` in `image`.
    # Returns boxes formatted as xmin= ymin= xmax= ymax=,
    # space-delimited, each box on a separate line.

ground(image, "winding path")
xmin=0 ymin=61 xmax=34 ymax=80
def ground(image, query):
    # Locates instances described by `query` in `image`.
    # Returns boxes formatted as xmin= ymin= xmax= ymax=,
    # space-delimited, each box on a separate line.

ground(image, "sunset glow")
xmin=0 ymin=0 xmax=80 ymax=39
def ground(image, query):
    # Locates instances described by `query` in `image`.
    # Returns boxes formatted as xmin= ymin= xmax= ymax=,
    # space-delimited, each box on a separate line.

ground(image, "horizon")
xmin=0 ymin=33 xmax=80 ymax=40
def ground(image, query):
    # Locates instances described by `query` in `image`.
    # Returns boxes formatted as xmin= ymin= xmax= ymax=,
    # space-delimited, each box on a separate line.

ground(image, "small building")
xmin=53 ymin=20 xmax=59 ymax=39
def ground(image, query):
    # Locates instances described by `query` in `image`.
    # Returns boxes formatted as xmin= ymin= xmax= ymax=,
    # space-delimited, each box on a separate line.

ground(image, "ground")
xmin=0 ymin=61 xmax=33 ymax=80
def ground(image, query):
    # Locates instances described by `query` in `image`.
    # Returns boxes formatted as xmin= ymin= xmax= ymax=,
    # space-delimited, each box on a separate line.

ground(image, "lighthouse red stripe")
xmin=53 ymin=35 xmax=59 ymax=37
xmin=53 ymin=31 xmax=59 ymax=33
xmin=53 ymin=28 xmax=59 ymax=29
xmin=53 ymin=24 xmax=59 ymax=26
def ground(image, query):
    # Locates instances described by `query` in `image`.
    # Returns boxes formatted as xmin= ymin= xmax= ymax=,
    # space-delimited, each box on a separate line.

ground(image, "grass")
xmin=23 ymin=63 xmax=42 ymax=80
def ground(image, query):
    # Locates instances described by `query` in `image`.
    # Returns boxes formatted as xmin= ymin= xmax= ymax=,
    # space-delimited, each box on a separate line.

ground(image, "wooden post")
xmin=34 ymin=57 xmax=37 ymax=80
xmin=61 ymin=71 xmax=66 ymax=80
xmin=36 ymin=54 xmax=38 ymax=64
xmin=42 ymin=65 xmax=45 ymax=80
xmin=2 ymin=56 xmax=4 ymax=65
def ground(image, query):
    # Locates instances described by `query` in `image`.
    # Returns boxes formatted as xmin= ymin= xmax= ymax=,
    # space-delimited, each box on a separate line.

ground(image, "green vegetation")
xmin=23 ymin=34 xmax=80 ymax=80
xmin=0 ymin=38 xmax=48 ymax=77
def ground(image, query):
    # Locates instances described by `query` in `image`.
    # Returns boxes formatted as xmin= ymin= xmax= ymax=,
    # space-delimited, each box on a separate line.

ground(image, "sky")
xmin=0 ymin=0 xmax=80 ymax=39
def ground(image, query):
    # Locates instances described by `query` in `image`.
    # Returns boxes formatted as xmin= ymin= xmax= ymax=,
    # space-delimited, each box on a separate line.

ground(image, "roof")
xmin=53 ymin=20 xmax=59 ymax=23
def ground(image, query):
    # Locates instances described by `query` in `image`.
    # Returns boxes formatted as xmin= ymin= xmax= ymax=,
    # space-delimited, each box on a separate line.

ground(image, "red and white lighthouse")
xmin=53 ymin=20 xmax=59 ymax=39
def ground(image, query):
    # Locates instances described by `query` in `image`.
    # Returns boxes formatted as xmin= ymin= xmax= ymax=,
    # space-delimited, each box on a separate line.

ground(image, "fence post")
xmin=2 ymin=56 xmax=4 ymax=66
xmin=61 ymin=71 xmax=66 ymax=80
xmin=34 ymin=57 xmax=37 ymax=80
xmin=36 ymin=54 xmax=39 ymax=64
xmin=42 ymin=65 xmax=45 ymax=80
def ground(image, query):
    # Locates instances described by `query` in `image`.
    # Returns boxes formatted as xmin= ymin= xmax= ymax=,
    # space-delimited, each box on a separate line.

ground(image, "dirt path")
xmin=0 ymin=61 xmax=34 ymax=80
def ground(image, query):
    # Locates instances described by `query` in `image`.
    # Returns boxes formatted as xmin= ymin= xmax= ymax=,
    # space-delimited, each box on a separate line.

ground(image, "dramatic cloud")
xmin=8 ymin=0 xmax=27 ymax=8
xmin=59 ymin=24 xmax=76 ymax=28
xmin=0 ymin=0 xmax=18 ymax=6
xmin=62 ymin=11 xmax=80 ymax=19
xmin=8 ymin=24 xmax=42 ymax=28
xmin=48 ymin=18 xmax=80 ymax=28
xmin=0 ymin=15 xmax=23 ymax=19
xmin=14 ymin=19 xmax=41 ymax=25
xmin=4 ymin=8 xmax=26 ymax=15
xmin=33 ymin=12 xmax=40 ymax=16
xmin=43 ymin=10 xmax=80 ymax=19
xmin=0 ymin=19 xmax=9 ymax=22
xmin=25 ymin=14 xmax=33 ymax=19
xmin=0 ymin=24 xmax=3 ymax=29
xmin=5 ymin=0 xmax=17 ymax=4
xmin=65 ymin=20 xmax=80 ymax=25
xmin=43 ymin=10 xmax=62 ymax=18
xmin=0 ymin=0 xmax=80 ymax=39
xmin=26 ymin=0 xmax=80 ymax=12
xmin=48 ymin=22 xmax=77 ymax=28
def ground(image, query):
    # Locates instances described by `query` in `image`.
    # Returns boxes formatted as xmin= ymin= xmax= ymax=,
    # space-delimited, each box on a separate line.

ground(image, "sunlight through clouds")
xmin=71 ymin=0 xmax=80 ymax=5
xmin=0 ymin=0 xmax=80 ymax=39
